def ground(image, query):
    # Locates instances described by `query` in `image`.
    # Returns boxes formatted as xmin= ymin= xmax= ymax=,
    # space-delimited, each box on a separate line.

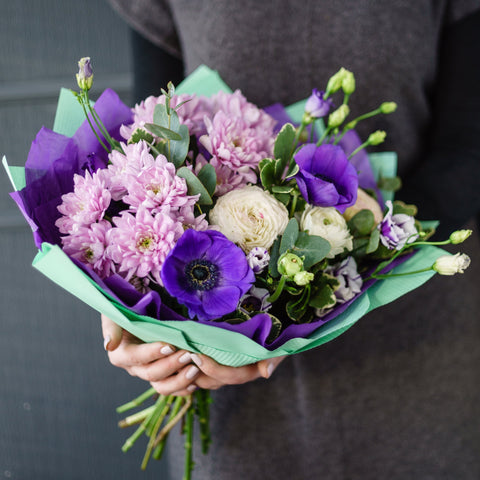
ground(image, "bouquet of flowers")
xmin=3 ymin=58 xmax=472 ymax=479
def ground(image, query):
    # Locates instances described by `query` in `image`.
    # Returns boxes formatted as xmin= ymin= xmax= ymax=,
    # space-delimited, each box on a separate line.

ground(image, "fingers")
xmin=190 ymin=354 xmax=286 ymax=390
xmin=101 ymin=314 xmax=123 ymax=351
xmin=149 ymin=363 xmax=200 ymax=396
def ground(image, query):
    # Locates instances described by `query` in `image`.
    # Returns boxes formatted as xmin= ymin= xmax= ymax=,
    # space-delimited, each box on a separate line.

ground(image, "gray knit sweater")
xmin=107 ymin=2 xmax=480 ymax=479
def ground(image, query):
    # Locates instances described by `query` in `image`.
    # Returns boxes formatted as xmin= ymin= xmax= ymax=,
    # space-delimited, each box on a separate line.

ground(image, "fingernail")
xmin=266 ymin=361 xmax=275 ymax=379
xmin=160 ymin=345 xmax=174 ymax=355
xmin=179 ymin=352 xmax=192 ymax=364
xmin=187 ymin=384 xmax=197 ymax=392
xmin=191 ymin=354 xmax=202 ymax=366
xmin=103 ymin=335 xmax=111 ymax=351
xmin=185 ymin=365 xmax=199 ymax=379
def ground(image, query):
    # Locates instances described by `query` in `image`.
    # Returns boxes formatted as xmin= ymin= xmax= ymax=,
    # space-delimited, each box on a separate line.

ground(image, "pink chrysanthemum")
xmin=106 ymin=141 xmax=154 ymax=201
xmin=123 ymin=154 xmax=197 ymax=215
xmin=61 ymin=220 xmax=114 ymax=278
xmin=120 ymin=93 xmax=213 ymax=140
xmin=56 ymin=169 xmax=111 ymax=234
xmin=106 ymin=207 xmax=184 ymax=285
xmin=199 ymin=110 xmax=274 ymax=188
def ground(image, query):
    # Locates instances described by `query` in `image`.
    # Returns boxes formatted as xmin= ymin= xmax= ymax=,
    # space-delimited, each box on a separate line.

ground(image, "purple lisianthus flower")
xmin=305 ymin=89 xmax=333 ymax=118
xmin=161 ymin=230 xmax=255 ymax=321
xmin=293 ymin=143 xmax=358 ymax=213
xmin=246 ymin=247 xmax=270 ymax=273
xmin=378 ymin=201 xmax=419 ymax=250
xmin=239 ymin=287 xmax=272 ymax=315
xmin=326 ymin=256 xmax=363 ymax=304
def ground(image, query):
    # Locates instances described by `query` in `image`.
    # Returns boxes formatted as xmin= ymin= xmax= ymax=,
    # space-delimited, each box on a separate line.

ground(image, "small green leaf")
xmin=309 ymin=284 xmax=336 ymax=310
xmin=286 ymin=161 xmax=300 ymax=178
xmin=286 ymin=285 xmax=311 ymax=322
xmin=273 ymin=123 xmax=296 ymax=180
xmin=392 ymin=200 xmax=417 ymax=217
xmin=197 ymin=163 xmax=217 ymax=197
xmin=128 ymin=128 xmax=154 ymax=145
xmin=153 ymin=104 xmax=180 ymax=132
xmin=292 ymin=232 xmax=331 ymax=269
xmin=266 ymin=314 xmax=283 ymax=344
xmin=176 ymin=167 xmax=212 ymax=205
xmin=268 ymin=237 xmax=281 ymax=278
xmin=259 ymin=160 xmax=276 ymax=190
xmin=144 ymin=123 xmax=182 ymax=141
xmin=279 ymin=218 xmax=299 ymax=255
xmin=168 ymin=124 xmax=190 ymax=168
xmin=271 ymin=185 xmax=294 ymax=194
xmin=274 ymin=192 xmax=291 ymax=206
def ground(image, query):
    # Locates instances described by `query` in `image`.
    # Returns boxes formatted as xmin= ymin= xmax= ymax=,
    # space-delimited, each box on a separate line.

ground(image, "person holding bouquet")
xmin=102 ymin=1 xmax=480 ymax=478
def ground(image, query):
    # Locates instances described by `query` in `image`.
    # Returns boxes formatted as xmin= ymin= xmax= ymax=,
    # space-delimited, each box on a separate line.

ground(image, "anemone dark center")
xmin=185 ymin=259 xmax=219 ymax=291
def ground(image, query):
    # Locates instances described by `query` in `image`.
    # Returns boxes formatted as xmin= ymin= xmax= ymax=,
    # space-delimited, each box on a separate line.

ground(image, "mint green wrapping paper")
xmin=3 ymin=65 xmax=446 ymax=367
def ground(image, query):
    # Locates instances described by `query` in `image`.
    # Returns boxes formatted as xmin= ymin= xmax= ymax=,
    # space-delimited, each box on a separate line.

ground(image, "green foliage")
xmin=273 ymin=123 xmax=296 ymax=178
xmin=347 ymin=209 xmax=375 ymax=237
xmin=176 ymin=167 xmax=213 ymax=205
xmin=128 ymin=128 xmax=154 ymax=145
xmin=259 ymin=158 xmax=276 ymax=191
xmin=377 ymin=176 xmax=402 ymax=192
xmin=268 ymin=237 xmax=281 ymax=278
xmin=291 ymin=232 xmax=330 ymax=269
xmin=392 ymin=200 xmax=417 ymax=217
xmin=279 ymin=218 xmax=299 ymax=255
xmin=197 ymin=163 xmax=217 ymax=197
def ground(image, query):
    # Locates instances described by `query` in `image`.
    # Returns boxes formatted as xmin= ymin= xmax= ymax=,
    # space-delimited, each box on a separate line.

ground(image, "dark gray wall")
xmin=1 ymin=2 xmax=168 ymax=478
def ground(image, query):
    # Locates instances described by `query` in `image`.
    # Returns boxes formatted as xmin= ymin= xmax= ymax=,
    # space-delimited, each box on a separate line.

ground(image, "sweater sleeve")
xmin=399 ymin=8 xmax=480 ymax=238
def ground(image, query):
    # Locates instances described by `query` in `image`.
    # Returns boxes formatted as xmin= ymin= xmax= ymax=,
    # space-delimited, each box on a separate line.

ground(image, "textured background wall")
xmin=0 ymin=1 xmax=168 ymax=478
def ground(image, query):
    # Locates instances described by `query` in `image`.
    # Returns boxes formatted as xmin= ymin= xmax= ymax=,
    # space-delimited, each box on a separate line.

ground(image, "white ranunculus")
xmin=209 ymin=185 xmax=289 ymax=252
xmin=300 ymin=205 xmax=353 ymax=258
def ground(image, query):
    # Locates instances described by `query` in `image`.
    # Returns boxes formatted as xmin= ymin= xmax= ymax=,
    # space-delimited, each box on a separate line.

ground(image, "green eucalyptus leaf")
xmin=144 ymin=123 xmax=182 ymax=141
xmin=176 ymin=166 xmax=212 ymax=205
xmin=279 ymin=218 xmax=299 ymax=255
xmin=366 ymin=228 xmax=380 ymax=254
xmin=347 ymin=209 xmax=375 ymax=237
xmin=274 ymin=192 xmax=291 ymax=206
xmin=153 ymin=104 xmax=181 ymax=132
xmin=273 ymin=123 xmax=296 ymax=180
xmin=292 ymin=232 xmax=331 ymax=269
xmin=168 ymin=124 xmax=190 ymax=168
xmin=377 ymin=176 xmax=402 ymax=192
xmin=197 ymin=163 xmax=217 ymax=197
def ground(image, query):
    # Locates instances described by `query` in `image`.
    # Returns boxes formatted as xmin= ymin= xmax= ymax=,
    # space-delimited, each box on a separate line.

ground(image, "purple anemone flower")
xmin=304 ymin=89 xmax=333 ymax=118
xmin=293 ymin=143 xmax=358 ymax=213
xmin=161 ymin=230 xmax=255 ymax=321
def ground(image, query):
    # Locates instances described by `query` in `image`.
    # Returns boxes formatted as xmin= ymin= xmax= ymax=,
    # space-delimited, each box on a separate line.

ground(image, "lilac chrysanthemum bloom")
xmin=56 ymin=169 xmax=111 ymax=235
xmin=378 ymin=200 xmax=419 ymax=250
xmin=107 ymin=207 xmax=184 ymax=285
xmin=120 ymin=93 xmax=213 ymax=140
xmin=62 ymin=219 xmax=113 ymax=278
xmin=304 ymin=89 xmax=333 ymax=119
xmin=293 ymin=143 xmax=358 ymax=213
xmin=161 ymin=229 xmax=255 ymax=321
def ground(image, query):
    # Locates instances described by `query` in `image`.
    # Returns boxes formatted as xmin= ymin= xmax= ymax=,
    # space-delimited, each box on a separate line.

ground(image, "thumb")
xmin=258 ymin=355 xmax=286 ymax=379
xmin=101 ymin=314 xmax=123 ymax=351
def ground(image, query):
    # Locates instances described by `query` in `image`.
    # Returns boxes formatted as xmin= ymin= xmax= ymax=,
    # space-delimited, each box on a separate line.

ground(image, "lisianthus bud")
xmin=449 ymin=229 xmax=472 ymax=244
xmin=76 ymin=57 xmax=93 ymax=91
xmin=328 ymin=104 xmax=350 ymax=129
xmin=278 ymin=253 xmax=304 ymax=277
xmin=433 ymin=253 xmax=471 ymax=275
xmin=380 ymin=102 xmax=397 ymax=114
xmin=326 ymin=67 xmax=349 ymax=95
xmin=368 ymin=130 xmax=386 ymax=146
xmin=341 ymin=70 xmax=355 ymax=95
xmin=304 ymin=88 xmax=333 ymax=119
xmin=293 ymin=271 xmax=314 ymax=286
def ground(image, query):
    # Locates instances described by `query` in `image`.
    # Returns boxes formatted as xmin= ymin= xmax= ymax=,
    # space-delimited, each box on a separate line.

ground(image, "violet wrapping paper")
xmin=3 ymin=65 xmax=446 ymax=367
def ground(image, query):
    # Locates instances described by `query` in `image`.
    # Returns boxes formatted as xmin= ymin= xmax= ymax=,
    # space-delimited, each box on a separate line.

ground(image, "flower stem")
xmin=116 ymin=387 xmax=157 ymax=413
xmin=118 ymin=405 xmax=156 ymax=428
xmin=78 ymin=95 xmax=110 ymax=153
xmin=369 ymin=266 xmax=433 ymax=279
xmin=153 ymin=396 xmax=192 ymax=448
xmin=267 ymin=275 xmax=287 ymax=303
xmin=183 ymin=406 xmax=195 ymax=480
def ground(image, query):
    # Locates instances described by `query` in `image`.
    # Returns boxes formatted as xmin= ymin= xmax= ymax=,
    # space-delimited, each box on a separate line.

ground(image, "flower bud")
xmin=304 ymin=88 xmax=333 ymax=119
xmin=293 ymin=271 xmax=314 ymax=286
xmin=278 ymin=253 xmax=304 ymax=277
xmin=76 ymin=57 xmax=93 ymax=91
xmin=368 ymin=130 xmax=386 ymax=146
xmin=328 ymin=104 xmax=350 ymax=129
xmin=432 ymin=253 xmax=471 ymax=275
xmin=449 ymin=229 xmax=472 ymax=244
xmin=341 ymin=70 xmax=355 ymax=95
xmin=380 ymin=102 xmax=397 ymax=114
xmin=326 ymin=67 xmax=349 ymax=95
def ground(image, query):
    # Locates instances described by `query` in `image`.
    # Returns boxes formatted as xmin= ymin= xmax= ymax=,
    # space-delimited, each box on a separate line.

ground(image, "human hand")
xmin=101 ymin=315 xmax=285 ymax=396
